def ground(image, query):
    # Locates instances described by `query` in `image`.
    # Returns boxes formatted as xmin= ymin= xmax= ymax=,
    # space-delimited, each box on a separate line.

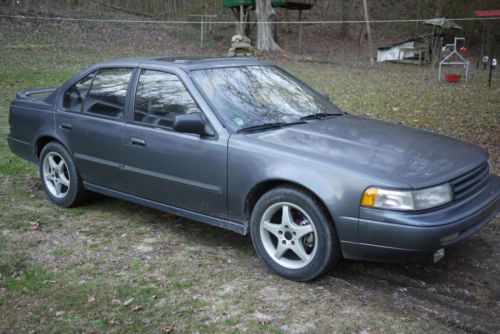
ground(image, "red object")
xmin=475 ymin=10 xmax=500 ymax=17
xmin=460 ymin=46 xmax=468 ymax=54
xmin=446 ymin=74 xmax=461 ymax=83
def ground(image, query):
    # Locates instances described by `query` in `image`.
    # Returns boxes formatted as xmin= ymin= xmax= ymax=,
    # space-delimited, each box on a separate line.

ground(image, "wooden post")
xmin=414 ymin=1 xmax=420 ymax=36
xmin=244 ymin=7 xmax=251 ymax=36
xmin=487 ymin=26 xmax=494 ymax=87
xmin=274 ymin=16 xmax=278 ymax=44
xmin=200 ymin=16 xmax=204 ymax=48
xmin=431 ymin=25 xmax=436 ymax=62
xmin=240 ymin=4 xmax=244 ymax=35
xmin=190 ymin=14 xmax=217 ymax=49
xmin=298 ymin=10 xmax=303 ymax=55
xmin=207 ymin=0 xmax=213 ymax=34
xmin=362 ymin=0 xmax=374 ymax=65
xmin=285 ymin=9 xmax=291 ymax=34
xmin=477 ymin=0 xmax=483 ymax=69
xmin=478 ymin=25 xmax=484 ymax=69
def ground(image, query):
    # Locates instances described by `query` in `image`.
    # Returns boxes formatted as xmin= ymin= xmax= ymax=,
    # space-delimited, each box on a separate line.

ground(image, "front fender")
xmin=227 ymin=137 xmax=372 ymax=247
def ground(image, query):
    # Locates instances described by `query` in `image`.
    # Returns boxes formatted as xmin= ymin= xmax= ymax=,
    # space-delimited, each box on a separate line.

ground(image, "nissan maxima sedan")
xmin=8 ymin=57 xmax=500 ymax=281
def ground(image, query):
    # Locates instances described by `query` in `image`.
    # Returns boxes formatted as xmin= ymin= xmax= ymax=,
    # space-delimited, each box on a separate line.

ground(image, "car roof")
xmin=98 ymin=56 xmax=267 ymax=71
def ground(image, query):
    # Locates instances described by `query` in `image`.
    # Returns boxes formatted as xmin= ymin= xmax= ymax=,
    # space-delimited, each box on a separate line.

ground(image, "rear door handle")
xmin=60 ymin=123 xmax=72 ymax=130
xmin=130 ymin=137 xmax=146 ymax=146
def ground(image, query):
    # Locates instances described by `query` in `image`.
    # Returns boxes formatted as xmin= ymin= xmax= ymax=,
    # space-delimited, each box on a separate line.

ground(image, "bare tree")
xmin=435 ymin=0 xmax=444 ymax=17
xmin=341 ymin=0 xmax=348 ymax=35
xmin=255 ymin=0 xmax=281 ymax=52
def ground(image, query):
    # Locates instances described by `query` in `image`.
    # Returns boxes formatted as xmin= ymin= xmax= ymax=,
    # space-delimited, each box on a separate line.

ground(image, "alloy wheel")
xmin=42 ymin=152 xmax=70 ymax=198
xmin=259 ymin=202 xmax=318 ymax=269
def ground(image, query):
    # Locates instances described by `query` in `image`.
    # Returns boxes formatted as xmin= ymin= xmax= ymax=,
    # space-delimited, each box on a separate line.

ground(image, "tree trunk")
xmin=341 ymin=0 xmax=348 ymax=36
xmin=435 ymin=0 xmax=443 ymax=17
xmin=414 ymin=0 xmax=421 ymax=36
xmin=362 ymin=0 xmax=374 ymax=65
xmin=255 ymin=0 xmax=281 ymax=52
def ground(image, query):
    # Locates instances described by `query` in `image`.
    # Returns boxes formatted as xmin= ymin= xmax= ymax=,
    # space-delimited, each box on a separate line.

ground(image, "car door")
xmin=56 ymin=67 xmax=134 ymax=191
xmin=123 ymin=68 xmax=227 ymax=218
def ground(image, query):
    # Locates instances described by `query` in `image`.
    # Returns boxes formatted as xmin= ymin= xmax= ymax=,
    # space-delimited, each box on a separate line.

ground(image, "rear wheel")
xmin=39 ymin=142 xmax=87 ymax=207
xmin=250 ymin=186 xmax=341 ymax=281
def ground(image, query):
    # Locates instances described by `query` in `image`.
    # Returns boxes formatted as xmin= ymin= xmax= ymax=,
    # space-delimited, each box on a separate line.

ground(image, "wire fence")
xmin=0 ymin=14 xmax=498 ymax=25
xmin=1 ymin=11 xmax=497 ymax=68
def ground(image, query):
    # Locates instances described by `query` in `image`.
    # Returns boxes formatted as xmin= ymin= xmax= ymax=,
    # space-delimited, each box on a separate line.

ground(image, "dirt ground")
xmin=0 ymin=19 xmax=499 ymax=333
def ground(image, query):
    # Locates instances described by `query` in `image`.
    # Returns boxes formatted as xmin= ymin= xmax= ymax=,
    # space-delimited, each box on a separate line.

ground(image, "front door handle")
xmin=131 ymin=137 xmax=146 ymax=146
xmin=59 ymin=123 xmax=72 ymax=130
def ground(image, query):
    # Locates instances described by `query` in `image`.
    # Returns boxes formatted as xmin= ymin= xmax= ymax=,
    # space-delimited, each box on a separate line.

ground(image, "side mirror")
xmin=173 ymin=113 xmax=214 ymax=137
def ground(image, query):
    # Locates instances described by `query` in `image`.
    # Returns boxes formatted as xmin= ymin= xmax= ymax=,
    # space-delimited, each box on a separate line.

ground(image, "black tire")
xmin=250 ymin=186 xmax=341 ymax=281
xmin=38 ymin=142 xmax=87 ymax=207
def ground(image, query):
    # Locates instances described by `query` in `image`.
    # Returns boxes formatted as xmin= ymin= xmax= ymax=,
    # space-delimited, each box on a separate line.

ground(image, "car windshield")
xmin=191 ymin=65 xmax=342 ymax=132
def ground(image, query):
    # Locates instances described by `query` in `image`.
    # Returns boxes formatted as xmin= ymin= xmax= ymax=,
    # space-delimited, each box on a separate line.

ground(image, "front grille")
xmin=450 ymin=162 xmax=490 ymax=201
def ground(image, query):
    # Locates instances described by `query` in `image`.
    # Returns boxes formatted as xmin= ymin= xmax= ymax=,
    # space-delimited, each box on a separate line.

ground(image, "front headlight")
xmin=361 ymin=183 xmax=452 ymax=211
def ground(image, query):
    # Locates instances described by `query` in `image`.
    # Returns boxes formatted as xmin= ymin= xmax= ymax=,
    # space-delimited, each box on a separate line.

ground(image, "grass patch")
xmin=0 ymin=18 xmax=497 ymax=334
xmin=52 ymin=248 xmax=73 ymax=258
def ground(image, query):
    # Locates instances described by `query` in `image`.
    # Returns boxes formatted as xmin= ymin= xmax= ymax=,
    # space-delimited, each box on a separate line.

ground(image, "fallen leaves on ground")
xmin=29 ymin=221 xmax=43 ymax=231
xmin=427 ymin=287 xmax=438 ymax=293
xmin=123 ymin=297 xmax=134 ymax=306
xmin=132 ymin=305 xmax=144 ymax=312
xmin=161 ymin=326 xmax=174 ymax=333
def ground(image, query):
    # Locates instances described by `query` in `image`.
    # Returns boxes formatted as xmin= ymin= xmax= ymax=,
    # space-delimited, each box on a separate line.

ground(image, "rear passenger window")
xmin=63 ymin=72 xmax=95 ymax=112
xmin=134 ymin=70 xmax=200 ymax=128
xmin=83 ymin=68 xmax=133 ymax=119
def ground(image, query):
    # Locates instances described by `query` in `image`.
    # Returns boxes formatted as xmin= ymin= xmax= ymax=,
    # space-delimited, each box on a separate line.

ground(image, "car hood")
xmin=251 ymin=115 xmax=488 ymax=188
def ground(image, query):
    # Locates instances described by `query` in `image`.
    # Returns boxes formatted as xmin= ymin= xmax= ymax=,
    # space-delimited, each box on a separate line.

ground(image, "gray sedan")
xmin=8 ymin=57 xmax=500 ymax=281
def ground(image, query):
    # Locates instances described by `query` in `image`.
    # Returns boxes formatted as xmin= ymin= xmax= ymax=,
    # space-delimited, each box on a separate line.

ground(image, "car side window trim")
xmin=79 ymin=72 xmax=96 ymax=113
xmin=128 ymin=68 xmax=213 ymax=134
xmin=124 ymin=67 xmax=141 ymax=124
xmin=81 ymin=67 xmax=135 ymax=121
xmin=59 ymin=70 xmax=97 ymax=114
xmin=58 ymin=66 xmax=135 ymax=123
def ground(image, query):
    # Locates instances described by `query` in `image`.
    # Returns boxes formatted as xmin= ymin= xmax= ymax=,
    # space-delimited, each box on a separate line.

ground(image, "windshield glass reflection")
xmin=192 ymin=66 xmax=341 ymax=131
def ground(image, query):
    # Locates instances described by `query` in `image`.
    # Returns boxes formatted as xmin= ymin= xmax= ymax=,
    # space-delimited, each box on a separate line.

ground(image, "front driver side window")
xmin=134 ymin=70 xmax=200 ymax=128
xmin=63 ymin=71 xmax=95 ymax=112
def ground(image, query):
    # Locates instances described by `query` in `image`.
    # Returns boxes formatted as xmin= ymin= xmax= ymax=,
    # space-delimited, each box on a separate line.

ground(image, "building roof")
xmin=475 ymin=10 xmax=500 ymax=17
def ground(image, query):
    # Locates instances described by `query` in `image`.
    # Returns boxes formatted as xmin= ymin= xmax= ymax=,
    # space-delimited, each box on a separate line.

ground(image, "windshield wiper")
xmin=299 ymin=113 xmax=343 ymax=121
xmin=236 ymin=121 xmax=305 ymax=134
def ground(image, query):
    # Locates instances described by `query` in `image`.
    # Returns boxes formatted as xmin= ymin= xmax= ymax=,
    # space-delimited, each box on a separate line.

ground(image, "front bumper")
xmin=358 ymin=175 xmax=500 ymax=262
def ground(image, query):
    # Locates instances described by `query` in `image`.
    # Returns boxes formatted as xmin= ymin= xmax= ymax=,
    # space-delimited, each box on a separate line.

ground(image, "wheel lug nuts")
xmin=278 ymin=231 xmax=283 ymax=234
xmin=292 ymin=232 xmax=296 ymax=235
xmin=291 ymin=241 xmax=295 ymax=245
xmin=282 ymin=240 xmax=286 ymax=245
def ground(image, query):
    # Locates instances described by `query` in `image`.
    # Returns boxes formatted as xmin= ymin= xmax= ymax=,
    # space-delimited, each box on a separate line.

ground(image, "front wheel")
xmin=39 ymin=142 xmax=87 ymax=207
xmin=250 ymin=186 xmax=341 ymax=281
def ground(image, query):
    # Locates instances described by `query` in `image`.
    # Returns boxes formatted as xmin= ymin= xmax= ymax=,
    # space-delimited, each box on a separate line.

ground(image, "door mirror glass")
xmin=173 ymin=113 xmax=212 ymax=136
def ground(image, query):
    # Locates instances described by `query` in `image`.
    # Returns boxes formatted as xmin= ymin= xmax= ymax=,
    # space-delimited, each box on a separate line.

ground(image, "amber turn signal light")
xmin=361 ymin=187 xmax=377 ymax=207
